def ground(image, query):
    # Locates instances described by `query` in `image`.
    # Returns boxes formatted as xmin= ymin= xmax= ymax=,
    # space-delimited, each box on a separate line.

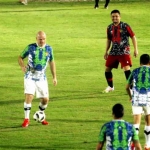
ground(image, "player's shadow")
xmin=50 ymin=90 xmax=127 ymax=101
xmin=50 ymin=118 xmax=104 ymax=123
xmin=0 ymin=99 xmax=22 ymax=105
xmin=0 ymin=145 xmax=48 ymax=150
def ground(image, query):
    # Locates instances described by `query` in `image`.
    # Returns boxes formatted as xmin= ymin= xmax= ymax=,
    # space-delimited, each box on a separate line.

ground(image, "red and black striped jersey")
xmin=107 ymin=21 xmax=135 ymax=55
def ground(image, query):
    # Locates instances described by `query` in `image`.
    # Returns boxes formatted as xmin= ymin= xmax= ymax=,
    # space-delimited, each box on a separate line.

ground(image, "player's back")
xmin=103 ymin=120 xmax=137 ymax=150
xmin=132 ymin=66 xmax=150 ymax=93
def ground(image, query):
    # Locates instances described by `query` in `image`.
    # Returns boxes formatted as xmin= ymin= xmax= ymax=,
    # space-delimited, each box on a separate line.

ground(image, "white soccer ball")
xmin=33 ymin=111 xmax=45 ymax=122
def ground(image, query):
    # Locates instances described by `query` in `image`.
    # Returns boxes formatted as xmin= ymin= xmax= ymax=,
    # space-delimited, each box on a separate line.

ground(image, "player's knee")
xmin=41 ymin=98 xmax=49 ymax=105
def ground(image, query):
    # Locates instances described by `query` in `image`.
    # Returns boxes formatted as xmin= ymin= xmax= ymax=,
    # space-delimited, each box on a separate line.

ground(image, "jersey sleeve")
xmin=46 ymin=45 xmax=54 ymax=62
xmin=98 ymin=124 xmax=106 ymax=142
xmin=107 ymin=25 xmax=112 ymax=40
xmin=20 ymin=45 xmax=30 ymax=59
xmin=125 ymin=23 xmax=135 ymax=38
xmin=50 ymin=49 xmax=54 ymax=62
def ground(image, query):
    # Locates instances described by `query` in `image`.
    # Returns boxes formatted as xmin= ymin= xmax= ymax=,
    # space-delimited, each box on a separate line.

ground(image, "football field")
xmin=0 ymin=0 xmax=150 ymax=149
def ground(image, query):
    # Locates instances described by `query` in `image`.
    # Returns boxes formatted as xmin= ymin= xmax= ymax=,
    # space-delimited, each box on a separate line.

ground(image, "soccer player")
xmin=96 ymin=103 xmax=142 ymax=150
xmin=126 ymin=54 xmax=150 ymax=150
xmin=103 ymin=9 xmax=138 ymax=93
xmin=18 ymin=31 xmax=57 ymax=127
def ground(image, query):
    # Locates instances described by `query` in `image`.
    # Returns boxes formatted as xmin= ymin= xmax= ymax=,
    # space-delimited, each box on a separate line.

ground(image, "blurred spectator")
xmin=20 ymin=0 xmax=28 ymax=5
xmin=94 ymin=0 xmax=110 ymax=9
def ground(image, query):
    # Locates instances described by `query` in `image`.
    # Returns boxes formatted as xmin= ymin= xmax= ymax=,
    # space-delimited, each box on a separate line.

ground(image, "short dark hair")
xmin=112 ymin=103 xmax=124 ymax=118
xmin=111 ymin=10 xmax=120 ymax=15
xmin=140 ymin=54 xmax=150 ymax=65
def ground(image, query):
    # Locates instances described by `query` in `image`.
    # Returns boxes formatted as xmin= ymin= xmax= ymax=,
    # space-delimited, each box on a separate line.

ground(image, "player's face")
xmin=36 ymin=34 xmax=46 ymax=47
xmin=111 ymin=13 xmax=121 ymax=25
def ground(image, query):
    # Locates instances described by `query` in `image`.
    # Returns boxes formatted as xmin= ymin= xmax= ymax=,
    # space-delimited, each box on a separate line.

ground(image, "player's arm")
xmin=131 ymin=35 xmax=138 ymax=57
xmin=49 ymin=60 xmax=57 ymax=86
xmin=104 ymin=39 xmax=111 ymax=60
xmin=96 ymin=125 xmax=106 ymax=150
xmin=126 ymin=24 xmax=138 ymax=57
xmin=18 ymin=46 xmax=29 ymax=73
xmin=125 ymin=72 xmax=133 ymax=101
xmin=126 ymin=83 xmax=132 ymax=101
xmin=18 ymin=56 xmax=27 ymax=73
xmin=96 ymin=141 xmax=104 ymax=150
xmin=133 ymin=140 xmax=142 ymax=150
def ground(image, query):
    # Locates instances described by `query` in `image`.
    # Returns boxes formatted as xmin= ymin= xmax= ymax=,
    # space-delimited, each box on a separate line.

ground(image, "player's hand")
xmin=21 ymin=66 xmax=27 ymax=73
xmin=134 ymin=49 xmax=138 ymax=57
xmin=53 ymin=78 xmax=57 ymax=86
xmin=104 ymin=52 xmax=108 ymax=60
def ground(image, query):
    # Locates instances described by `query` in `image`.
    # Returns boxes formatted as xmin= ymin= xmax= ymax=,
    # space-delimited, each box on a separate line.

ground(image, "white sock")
xmin=133 ymin=124 xmax=140 ymax=134
xmin=24 ymin=102 xmax=31 ymax=119
xmin=144 ymin=126 xmax=150 ymax=147
xmin=39 ymin=102 xmax=47 ymax=111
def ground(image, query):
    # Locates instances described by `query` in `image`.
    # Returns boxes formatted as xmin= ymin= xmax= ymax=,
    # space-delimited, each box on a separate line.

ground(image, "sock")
xmin=39 ymin=102 xmax=48 ymax=111
xmin=24 ymin=102 xmax=31 ymax=119
xmin=105 ymin=72 xmax=113 ymax=88
xmin=124 ymin=70 xmax=131 ymax=80
xmin=144 ymin=126 xmax=150 ymax=147
xmin=133 ymin=124 xmax=140 ymax=134
xmin=124 ymin=70 xmax=132 ymax=89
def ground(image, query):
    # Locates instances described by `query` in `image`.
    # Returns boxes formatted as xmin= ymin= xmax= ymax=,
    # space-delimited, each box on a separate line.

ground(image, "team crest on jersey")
xmin=120 ymin=29 xmax=123 ymax=33
xmin=45 ymin=52 xmax=48 ymax=56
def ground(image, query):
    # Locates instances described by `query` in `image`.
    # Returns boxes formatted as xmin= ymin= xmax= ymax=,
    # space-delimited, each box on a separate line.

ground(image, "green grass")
xmin=0 ymin=0 xmax=150 ymax=149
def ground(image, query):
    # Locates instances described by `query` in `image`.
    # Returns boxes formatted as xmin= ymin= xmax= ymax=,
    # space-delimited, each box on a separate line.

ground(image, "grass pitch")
xmin=0 ymin=0 xmax=150 ymax=149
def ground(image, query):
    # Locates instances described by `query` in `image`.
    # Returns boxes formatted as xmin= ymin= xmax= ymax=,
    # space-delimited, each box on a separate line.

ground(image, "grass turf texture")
xmin=0 ymin=0 xmax=150 ymax=149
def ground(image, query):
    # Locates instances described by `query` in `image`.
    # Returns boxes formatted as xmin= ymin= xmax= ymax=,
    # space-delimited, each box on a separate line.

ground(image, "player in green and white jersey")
xmin=126 ymin=54 xmax=150 ymax=150
xmin=18 ymin=31 xmax=57 ymax=127
xmin=96 ymin=103 xmax=142 ymax=150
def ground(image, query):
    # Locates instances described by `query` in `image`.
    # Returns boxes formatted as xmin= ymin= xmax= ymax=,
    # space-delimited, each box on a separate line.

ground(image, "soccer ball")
xmin=33 ymin=111 xmax=45 ymax=122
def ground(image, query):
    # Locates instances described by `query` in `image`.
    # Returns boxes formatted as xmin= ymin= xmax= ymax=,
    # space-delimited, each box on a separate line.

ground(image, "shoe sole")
xmin=42 ymin=123 xmax=49 ymax=125
xmin=22 ymin=125 xmax=29 ymax=127
xmin=21 ymin=2 xmax=27 ymax=5
xmin=22 ymin=123 xmax=29 ymax=127
xmin=102 ymin=90 xmax=114 ymax=93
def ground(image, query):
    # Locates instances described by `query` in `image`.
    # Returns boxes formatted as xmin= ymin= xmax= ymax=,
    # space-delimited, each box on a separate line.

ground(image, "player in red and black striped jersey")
xmin=103 ymin=9 xmax=138 ymax=93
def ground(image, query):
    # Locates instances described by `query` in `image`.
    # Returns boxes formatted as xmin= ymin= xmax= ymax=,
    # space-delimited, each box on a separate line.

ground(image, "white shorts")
xmin=132 ymin=106 xmax=150 ymax=115
xmin=24 ymin=78 xmax=49 ymax=98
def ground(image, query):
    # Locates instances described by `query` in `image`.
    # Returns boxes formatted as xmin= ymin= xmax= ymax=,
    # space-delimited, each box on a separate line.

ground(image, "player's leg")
xmin=94 ymin=0 xmax=99 ymax=9
xmin=105 ymin=67 xmax=113 ymax=87
xmin=133 ymin=114 xmax=141 ymax=134
xmin=120 ymin=55 xmax=132 ymax=79
xmin=144 ymin=107 xmax=150 ymax=149
xmin=123 ymin=66 xmax=131 ymax=80
xmin=22 ymin=79 xmax=35 ymax=127
xmin=131 ymin=106 xmax=142 ymax=150
xmin=104 ymin=0 xmax=110 ymax=9
xmin=132 ymin=106 xmax=142 ymax=134
xmin=22 ymin=94 xmax=34 ymax=127
xmin=36 ymin=79 xmax=49 ymax=125
xmin=39 ymin=98 xmax=48 ymax=111
xmin=102 ymin=66 xmax=115 ymax=93
xmin=103 ymin=56 xmax=118 ymax=93
xmin=40 ymin=98 xmax=49 ymax=125
xmin=21 ymin=0 xmax=27 ymax=5
xmin=120 ymin=55 xmax=132 ymax=89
